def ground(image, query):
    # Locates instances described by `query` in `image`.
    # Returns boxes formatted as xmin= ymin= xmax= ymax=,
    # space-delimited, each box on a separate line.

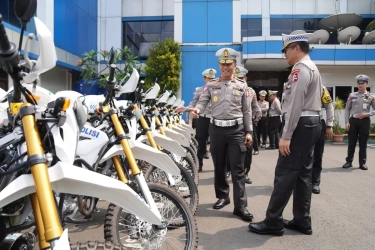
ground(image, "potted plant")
xmin=332 ymin=97 xmax=345 ymax=143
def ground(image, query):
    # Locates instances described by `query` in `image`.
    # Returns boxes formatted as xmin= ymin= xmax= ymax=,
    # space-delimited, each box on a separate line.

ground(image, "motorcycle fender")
xmin=171 ymin=125 xmax=191 ymax=140
xmin=160 ymin=127 xmax=190 ymax=147
xmin=53 ymin=229 xmax=70 ymax=250
xmin=151 ymin=132 xmax=186 ymax=157
xmin=99 ymin=141 xmax=180 ymax=176
xmin=181 ymin=123 xmax=195 ymax=135
xmin=0 ymin=163 xmax=162 ymax=225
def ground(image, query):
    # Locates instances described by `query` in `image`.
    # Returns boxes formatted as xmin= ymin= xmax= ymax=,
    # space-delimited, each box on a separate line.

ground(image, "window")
xmin=241 ymin=18 xmax=262 ymax=40
xmin=335 ymin=86 xmax=352 ymax=104
xmin=123 ymin=20 xmax=174 ymax=57
xmin=354 ymin=87 xmax=371 ymax=92
xmin=0 ymin=0 xmax=36 ymax=33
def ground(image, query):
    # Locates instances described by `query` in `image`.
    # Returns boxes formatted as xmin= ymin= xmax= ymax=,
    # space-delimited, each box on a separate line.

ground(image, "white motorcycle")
xmin=0 ymin=2 xmax=197 ymax=249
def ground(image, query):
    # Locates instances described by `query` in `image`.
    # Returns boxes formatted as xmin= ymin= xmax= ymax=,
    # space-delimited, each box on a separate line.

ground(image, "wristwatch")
xmin=326 ymin=126 xmax=332 ymax=128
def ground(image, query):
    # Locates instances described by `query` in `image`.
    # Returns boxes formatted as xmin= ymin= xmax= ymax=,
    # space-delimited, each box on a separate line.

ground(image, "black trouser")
xmin=198 ymin=116 xmax=210 ymax=166
xmin=253 ymin=120 xmax=259 ymax=151
xmin=268 ymin=116 xmax=281 ymax=147
xmin=264 ymin=116 xmax=321 ymax=228
xmin=312 ymin=119 xmax=326 ymax=186
xmin=257 ymin=117 xmax=267 ymax=145
xmin=192 ymin=118 xmax=199 ymax=140
xmin=346 ymin=117 xmax=371 ymax=165
xmin=227 ymin=133 xmax=253 ymax=175
xmin=210 ymin=123 xmax=247 ymax=209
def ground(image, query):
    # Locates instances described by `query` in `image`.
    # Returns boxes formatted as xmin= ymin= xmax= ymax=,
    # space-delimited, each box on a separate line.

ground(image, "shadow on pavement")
xmin=246 ymin=185 xmax=274 ymax=198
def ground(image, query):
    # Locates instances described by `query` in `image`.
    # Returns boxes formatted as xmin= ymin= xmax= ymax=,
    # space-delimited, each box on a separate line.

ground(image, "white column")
xmin=233 ymin=0 xmax=241 ymax=43
xmin=339 ymin=0 xmax=348 ymax=13
xmin=262 ymin=0 xmax=270 ymax=36
xmin=174 ymin=0 xmax=183 ymax=43
xmin=37 ymin=0 xmax=54 ymax=36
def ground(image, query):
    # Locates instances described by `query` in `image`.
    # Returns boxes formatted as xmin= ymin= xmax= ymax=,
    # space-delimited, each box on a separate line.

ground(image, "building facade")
xmin=2 ymin=0 xmax=375 ymax=126
xmin=1 ymin=0 xmax=98 ymax=94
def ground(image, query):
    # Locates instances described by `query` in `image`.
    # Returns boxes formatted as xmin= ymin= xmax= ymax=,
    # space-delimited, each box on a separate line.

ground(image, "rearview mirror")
xmin=14 ymin=0 xmax=37 ymax=28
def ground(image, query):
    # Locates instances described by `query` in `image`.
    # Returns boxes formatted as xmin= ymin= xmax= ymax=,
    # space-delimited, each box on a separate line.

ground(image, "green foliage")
xmin=76 ymin=46 xmax=141 ymax=88
xmin=366 ymin=19 xmax=375 ymax=32
xmin=333 ymin=96 xmax=345 ymax=135
xmin=144 ymin=38 xmax=182 ymax=95
xmin=371 ymin=123 xmax=375 ymax=134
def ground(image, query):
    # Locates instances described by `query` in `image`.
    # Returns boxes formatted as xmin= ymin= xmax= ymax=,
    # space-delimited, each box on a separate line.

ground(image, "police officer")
xmin=343 ymin=75 xmax=375 ymax=170
xmin=266 ymin=90 xmax=282 ymax=150
xmin=252 ymin=93 xmax=261 ymax=155
xmin=257 ymin=90 xmax=269 ymax=148
xmin=249 ymin=33 xmax=322 ymax=236
xmin=191 ymin=48 xmax=254 ymax=221
xmin=177 ymin=69 xmax=217 ymax=171
xmin=226 ymin=66 xmax=261 ymax=184
xmin=312 ymin=85 xmax=334 ymax=194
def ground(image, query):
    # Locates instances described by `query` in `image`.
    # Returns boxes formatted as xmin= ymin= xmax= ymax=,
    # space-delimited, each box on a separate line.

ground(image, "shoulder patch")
xmin=290 ymin=69 xmax=300 ymax=75
xmin=292 ymin=72 xmax=299 ymax=83
xmin=202 ymin=86 xmax=208 ymax=93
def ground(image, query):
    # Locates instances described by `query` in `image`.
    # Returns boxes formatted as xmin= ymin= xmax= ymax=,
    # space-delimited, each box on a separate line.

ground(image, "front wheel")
xmin=104 ymin=182 xmax=198 ymax=249
xmin=144 ymin=163 xmax=199 ymax=215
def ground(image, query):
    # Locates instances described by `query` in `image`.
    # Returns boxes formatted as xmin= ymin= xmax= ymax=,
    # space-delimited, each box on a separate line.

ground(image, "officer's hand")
xmin=346 ymin=123 xmax=350 ymax=131
xmin=326 ymin=127 xmax=333 ymax=139
xmin=245 ymin=133 xmax=253 ymax=147
xmin=191 ymin=108 xmax=200 ymax=116
xmin=357 ymin=113 xmax=369 ymax=119
xmin=254 ymin=121 xmax=258 ymax=126
xmin=192 ymin=112 xmax=199 ymax=119
xmin=279 ymin=138 xmax=291 ymax=156
xmin=175 ymin=106 xmax=186 ymax=112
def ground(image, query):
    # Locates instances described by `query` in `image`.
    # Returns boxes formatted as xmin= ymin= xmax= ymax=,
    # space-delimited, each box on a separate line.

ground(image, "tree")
xmin=366 ymin=19 xmax=375 ymax=33
xmin=76 ymin=46 xmax=141 ymax=88
xmin=144 ymin=38 xmax=182 ymax=95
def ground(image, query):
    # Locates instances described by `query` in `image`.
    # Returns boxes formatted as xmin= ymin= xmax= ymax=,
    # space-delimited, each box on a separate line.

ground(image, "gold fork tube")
xmin=110 ymin=112 xmax=141 ymax=175
xmin=112 ymin=156 xmax=128 ymax=183
xmin=30 ymin=194 xmax=50 ymax=250
xmin=155 ymin=117 xmax=166 ymax=136
xmin=139 ymin=116 xmax=158 ymax=149
xmin=21 ymin=104 xmax=63 ymax=241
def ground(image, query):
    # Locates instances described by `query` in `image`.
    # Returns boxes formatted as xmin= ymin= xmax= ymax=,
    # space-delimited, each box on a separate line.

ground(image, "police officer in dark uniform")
xmin=183 ymin=69 xmax=217 ymax=172
xmin=249 ymin=33 xmax=322 ymax=236
xmin=343 ymin=75 xmax=375 ymax=170
xmin=257 ymin=90 xmax=269 ymax=148
xmin=312 ymin=85 xmax=334 ymax=194
xmin=191 ymin=48 xmax=254 ymax=221
xmin=266 ymin=90 xmax=282 ymax=149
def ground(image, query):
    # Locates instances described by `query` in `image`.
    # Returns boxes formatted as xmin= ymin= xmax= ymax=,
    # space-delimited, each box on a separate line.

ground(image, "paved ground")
xmin=33 ymin=144 xmax=375 ymax=250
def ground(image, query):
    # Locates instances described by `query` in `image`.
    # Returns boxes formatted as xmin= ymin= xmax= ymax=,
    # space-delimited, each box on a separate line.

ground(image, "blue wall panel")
xmin=310 ymin=49 xmax=335 ymax=60
xmin=181 ymin=45 xmax=241 ymax=106
xmin=243 ymin=41 xmax=265 ymax=54
xmin=207 ymin=1 xmax=232 ymax=43
xmin=265 ymin=41 xmax=283 ymax=53
xmin=182 ymin=2 xmax=207 ymax=43
xmin=335 ymin=49 xmax=367 ymax=61
xmin=366 ymin=49 xmax=375 ymax=61
xmin=54 ymin=0 xmax=97 ymax=58
xmin=54 ymin=0 xmax=65 ymax=49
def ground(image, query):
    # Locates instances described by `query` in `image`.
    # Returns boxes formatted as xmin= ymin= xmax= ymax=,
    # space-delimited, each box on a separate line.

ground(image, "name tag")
xmin=363 ymin=103 xmax=367 ymax=109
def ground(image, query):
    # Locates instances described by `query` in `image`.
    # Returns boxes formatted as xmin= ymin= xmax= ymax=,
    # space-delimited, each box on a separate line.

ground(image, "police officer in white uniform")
xmin=267 ymin=90 xmax=282 ymax=149
xmin=257 ymin=90 xmax=269 ymax=148
xmin=226 ymin=66 xmax=261 ymax=184
xmin=250 ymin=33 xmax=322 ymax=236
xmin=343 ymin=75 xmax=375 ymax=170
xmin=191 ymin=48 xmax=254 ymax=221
